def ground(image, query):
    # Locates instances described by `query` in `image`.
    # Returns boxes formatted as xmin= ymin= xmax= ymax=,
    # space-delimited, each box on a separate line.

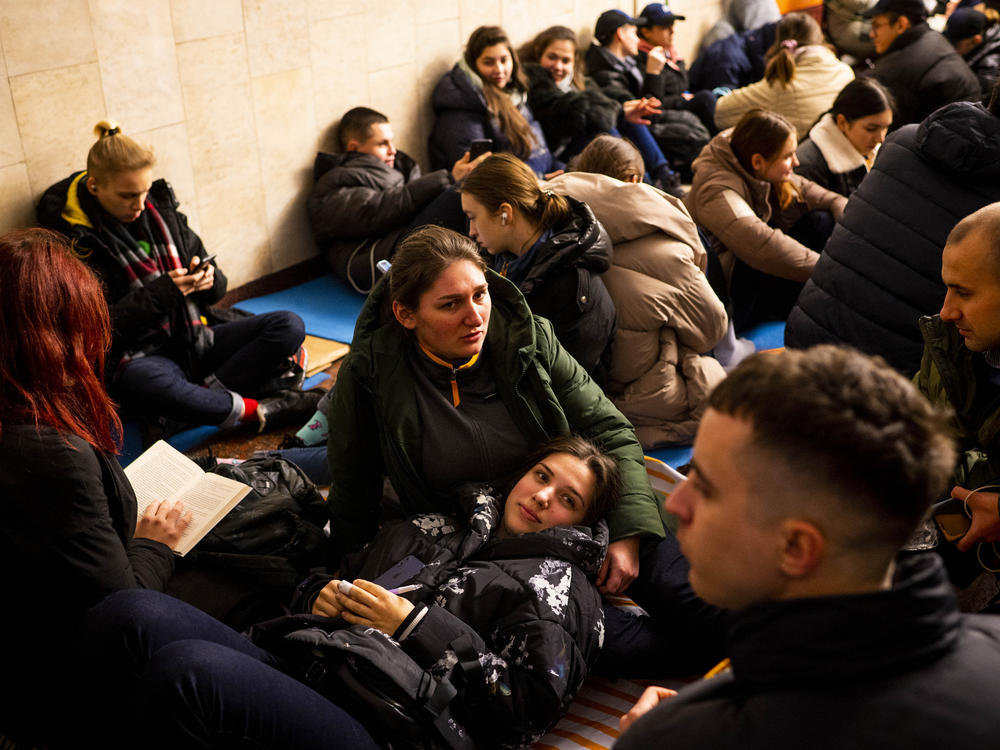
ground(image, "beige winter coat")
xmin=714 ymin=44 xmax=855 ymax=139
xmin=546 ymin=172 xmax=727 ymax=447
xmin=684 ymin=130 xmax=847 ymax=286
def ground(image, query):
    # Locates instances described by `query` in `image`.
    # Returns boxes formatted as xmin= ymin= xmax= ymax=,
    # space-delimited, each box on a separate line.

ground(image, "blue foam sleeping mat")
xmin=645 ymin=320 xmax=785 ymax=469
xmin=119 ymin=274 xmax=365 ymax=466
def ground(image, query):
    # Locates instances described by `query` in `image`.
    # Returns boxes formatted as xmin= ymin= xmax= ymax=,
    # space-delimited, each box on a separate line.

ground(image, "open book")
xmin=124 ymin=440 xmax=251 ymax=556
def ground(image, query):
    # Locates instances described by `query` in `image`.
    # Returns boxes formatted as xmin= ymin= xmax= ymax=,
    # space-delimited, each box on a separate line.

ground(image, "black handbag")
xmin=249 ymin=614 xmax=476 ymax=750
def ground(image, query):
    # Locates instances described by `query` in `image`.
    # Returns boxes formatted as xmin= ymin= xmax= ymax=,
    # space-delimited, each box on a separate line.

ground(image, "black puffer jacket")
xmin=869 ymin=22 xmax=980 ymax=127
xmin=785 ymin=101 xmax=1000 ymax=375
xmin=307 ymin=150 xmax=451 ymax=290
xmin=297 ymin=486 xmax=608 ymax=749
xmin=615 ymin=554 xmax=1000 ymax=750
xmin=522 ymin=63 xmax=620 ymax=158
xmin=506 ymin=198 xmax=615 ymax=376
xmin=429 ymin=63 xmax=556 ymax=176
xmin=36 ymin=173 xmax=227 ymax=377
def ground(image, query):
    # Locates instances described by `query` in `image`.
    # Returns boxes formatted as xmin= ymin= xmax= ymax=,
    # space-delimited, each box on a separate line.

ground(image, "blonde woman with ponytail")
xmin=714 ymin=13 xmax=855 ymax=138
xmin=460 ymin=153 xmax=615 ymax=376
xmin=429 ymin=26 xmax=559 ymax=177
xmin=36 ymin=121 xmax=317 ymax=434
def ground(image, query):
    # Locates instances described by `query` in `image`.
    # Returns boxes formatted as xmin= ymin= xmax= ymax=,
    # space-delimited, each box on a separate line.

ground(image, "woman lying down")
xmin=83 ymin=435 xmax=621 ymax=749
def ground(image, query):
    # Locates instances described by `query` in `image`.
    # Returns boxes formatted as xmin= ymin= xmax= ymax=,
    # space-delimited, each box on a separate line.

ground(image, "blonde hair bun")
xmin=93 ymin=120 xmax=122 ymax=139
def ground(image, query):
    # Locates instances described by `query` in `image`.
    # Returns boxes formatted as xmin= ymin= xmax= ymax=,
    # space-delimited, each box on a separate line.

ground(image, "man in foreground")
xmin=617 ymin=345 xmax=1000 ymax=748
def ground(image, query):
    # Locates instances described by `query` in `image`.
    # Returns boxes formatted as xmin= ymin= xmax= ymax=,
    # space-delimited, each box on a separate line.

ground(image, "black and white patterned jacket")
xmin=298 ymin=485 xmax=608 ymax=749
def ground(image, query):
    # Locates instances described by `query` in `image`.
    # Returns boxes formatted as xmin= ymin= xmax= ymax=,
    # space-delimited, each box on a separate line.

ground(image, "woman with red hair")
xmin=0 ymin=228 xmax=189 ymax=743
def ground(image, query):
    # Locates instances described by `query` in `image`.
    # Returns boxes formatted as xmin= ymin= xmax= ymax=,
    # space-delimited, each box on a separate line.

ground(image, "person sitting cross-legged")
xmin=37 ymin=122 xmax=318 ymax=435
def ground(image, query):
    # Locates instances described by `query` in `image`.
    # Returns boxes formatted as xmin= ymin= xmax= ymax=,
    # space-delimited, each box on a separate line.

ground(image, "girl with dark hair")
xmin=518 ymin=25 xmax=679 ymax=191
xmin=0 ymin=228 xmax=190 ymax=742
xmin=460 ymin=153 xmax=616 ymax=376
xmin=429 ymin=25 xmax=559 ymax=176
xmin=714 ymin=12 xmax=855 ymax=138
xmin=796 ymin=78 xmax=895 ymax=196
xmin=279 ymin=225 xmax=726 ymax=679
xmin=82 ymin=441 xmax=621 ymax=747
xmin=685 ymin=109 xmax=846 ymax=331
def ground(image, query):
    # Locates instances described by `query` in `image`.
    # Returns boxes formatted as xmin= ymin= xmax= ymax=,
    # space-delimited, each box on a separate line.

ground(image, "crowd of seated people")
xmin=8 ymin=1 xmax=1000 ymax=748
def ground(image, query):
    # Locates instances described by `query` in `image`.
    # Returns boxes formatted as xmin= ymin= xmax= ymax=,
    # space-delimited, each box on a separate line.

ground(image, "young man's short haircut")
xmin=709 ymin=345 xmax=956 ymax=552
xmin=337 ymin=107 xmax=389 ymax=152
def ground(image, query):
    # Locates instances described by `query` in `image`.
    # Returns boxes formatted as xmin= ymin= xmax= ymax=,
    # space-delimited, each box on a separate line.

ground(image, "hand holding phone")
xmin=469 ymin=139 xmax=493 ymax=160
xmin=191 ymin=254 xmax=216 ymax=275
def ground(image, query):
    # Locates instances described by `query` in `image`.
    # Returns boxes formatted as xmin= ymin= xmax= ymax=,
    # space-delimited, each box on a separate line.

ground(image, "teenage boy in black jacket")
xmin=308 ymin=107 xmax=487 ymax=291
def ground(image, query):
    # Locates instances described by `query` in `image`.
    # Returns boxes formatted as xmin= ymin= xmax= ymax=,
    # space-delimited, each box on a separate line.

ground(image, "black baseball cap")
xmin=862 ymin=0 xmax=929 ymax=20
xmin=639 ymin=3 xmax=687 ymax=26
xmin=595 ymin=9 xmax=647 ymax=42
xmin=944 ymin=8 xmax=987 ymax=43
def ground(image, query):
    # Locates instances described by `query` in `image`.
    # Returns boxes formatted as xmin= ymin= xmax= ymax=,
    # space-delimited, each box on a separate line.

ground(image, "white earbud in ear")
xmin=501 ymin=213 xmax=508 ymax=224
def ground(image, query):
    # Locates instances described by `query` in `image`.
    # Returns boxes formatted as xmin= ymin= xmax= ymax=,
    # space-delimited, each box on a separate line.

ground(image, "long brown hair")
xmin=763 ymin=12 xmax=826 ymax=88
xmin=461 ymin=153 xmax=573 ymax=230
xmin=465 ymin=26 xmax=537 ymax=158
xmin=518 ymin=25 xmax=586 ymax=91
xmin=730 ymin=109 xmax=800 ymax=208
xmin=0 ymin=229 xmax=121 ymax=452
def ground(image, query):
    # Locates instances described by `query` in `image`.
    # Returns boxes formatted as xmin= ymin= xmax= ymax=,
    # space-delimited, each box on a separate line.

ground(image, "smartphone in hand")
xmin=469 ymin=139 xmax=493 ymax=160
xmin=191 ymin=254 xmax=216 ymax=275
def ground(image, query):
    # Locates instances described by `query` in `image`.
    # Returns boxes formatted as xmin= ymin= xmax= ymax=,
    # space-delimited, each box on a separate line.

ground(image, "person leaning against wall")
xmin=37 ymin=122 xmax=319 ymax=438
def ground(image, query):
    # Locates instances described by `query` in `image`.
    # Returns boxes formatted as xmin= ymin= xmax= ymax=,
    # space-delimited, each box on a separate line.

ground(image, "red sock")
xmin=240 ymin=397 xmax=259 ymax=423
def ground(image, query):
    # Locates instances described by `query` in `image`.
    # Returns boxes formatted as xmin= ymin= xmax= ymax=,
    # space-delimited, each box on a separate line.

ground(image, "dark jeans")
xmin=731 ymin=210 xmax=836 ymax=334
xmin=115 ymin=310 xmax=305 ymax=425
xmin=618 ymin=120 xmax=670 ymax=174
xmin=265 ymin=445 xmax=330 ymax=485
xmin=81 ymin=589 xmax=380 ymax=750
xmin=597 ymin=528 xmax=731 ymax=678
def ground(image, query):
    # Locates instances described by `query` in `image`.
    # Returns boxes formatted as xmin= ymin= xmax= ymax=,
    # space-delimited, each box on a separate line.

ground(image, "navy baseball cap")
xmin=639 ymin=3 xmax=687 ymax=26
xmin=944 ymin=8 xmax=987 ymax=43
xmin=595 ymin=9 xmax=647 ymax=42
xmin=862 ymin=0 xmax=929 ymax=20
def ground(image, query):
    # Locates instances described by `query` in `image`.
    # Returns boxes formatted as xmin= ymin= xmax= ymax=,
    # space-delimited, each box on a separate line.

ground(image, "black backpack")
xmin=165 ymin=455 xmax=330 ymax=630
xmin=250 ymin=614 xmax=476 ymax=750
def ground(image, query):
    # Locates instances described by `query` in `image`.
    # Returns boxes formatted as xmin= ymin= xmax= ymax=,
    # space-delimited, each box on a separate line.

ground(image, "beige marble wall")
xmin=0 ymin=0 xmax=721 ymax=287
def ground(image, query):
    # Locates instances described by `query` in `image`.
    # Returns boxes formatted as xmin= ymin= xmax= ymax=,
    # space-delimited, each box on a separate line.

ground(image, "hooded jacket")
xmin=505 ymin=197 xmax=615 ymax=376
xmin=547 ymin=173 xmax=727 ymax=447
xmin=684 ymin=130 xmax=846 ymax=286
xmin=795 ymin=112 xmax=873 ymax=197
xmin=616 ymin=554 xmax=1000 ymax=750
xmin=714 ymin=45 xmax=855 ymax=140
xmin=870 ymin=22 xmax=981 ymax=127
xmin=325 ymin=270 xmax=663 ymax=558
xmin=307 ymin=150 xmax=452 ymax=290
xmin=522 ymin=63 xmax=620 ymax=158
xmin=785 ymin=102 xmax=1000 ymax=375
xmin=429 ymin=62 xmax=556 ymax=176
xmin=36 ymin=172 xmax=227 ymax=378
xmin=296 ymin=486 xmax=608 ymax=748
